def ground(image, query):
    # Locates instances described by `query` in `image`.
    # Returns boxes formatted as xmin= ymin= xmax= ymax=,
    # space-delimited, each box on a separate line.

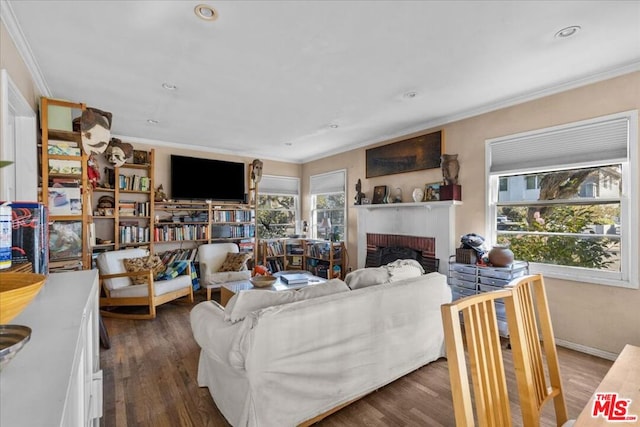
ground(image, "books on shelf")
xmin=118 ymin=174 xmax=151 ymax=192
xmin=280 ymin=273 xmax=309 ymax=285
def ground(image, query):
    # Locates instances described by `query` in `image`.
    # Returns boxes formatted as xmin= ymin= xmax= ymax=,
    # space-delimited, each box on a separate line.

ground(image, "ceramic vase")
xmin=488 ymin=245 xmax=514 ymax=267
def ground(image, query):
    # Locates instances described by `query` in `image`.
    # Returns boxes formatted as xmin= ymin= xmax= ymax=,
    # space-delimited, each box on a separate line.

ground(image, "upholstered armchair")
xmin=198 ymin=243 xmax=252 ymax=300
xmin=96 ymin=248 xmax=194 ymax=319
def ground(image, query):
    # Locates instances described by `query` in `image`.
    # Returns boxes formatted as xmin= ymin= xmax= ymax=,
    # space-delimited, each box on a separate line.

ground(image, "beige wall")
xmin=4 ymin=17 xmax=638 ymax=354
xmin=305 ymin=71 xmax=640 ymax=355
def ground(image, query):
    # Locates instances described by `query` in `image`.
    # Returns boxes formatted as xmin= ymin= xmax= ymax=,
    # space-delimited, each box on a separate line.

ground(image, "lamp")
xmin=319 ymin=217 xmax=332 ymax=241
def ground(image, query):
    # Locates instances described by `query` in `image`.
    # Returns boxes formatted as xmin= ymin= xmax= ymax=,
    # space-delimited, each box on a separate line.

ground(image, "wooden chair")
xmin=441 ymin=274 xmax=571 ymax=427
xmin=96 ymin=248 xmax=194 ymax=320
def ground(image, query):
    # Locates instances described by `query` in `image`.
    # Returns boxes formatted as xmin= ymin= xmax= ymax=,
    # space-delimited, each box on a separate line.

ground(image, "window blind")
xmin=259 ymin=175 xmax=299 ymax=195
xmin=489 ymin=116 xmax=629 ymax=174
xmin=310 ymin=169 xmax=346 ymax=194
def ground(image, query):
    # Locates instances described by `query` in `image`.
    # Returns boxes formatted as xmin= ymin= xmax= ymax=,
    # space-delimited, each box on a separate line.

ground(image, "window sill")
xmin=529 ymin=262 xmax=638 ymax=289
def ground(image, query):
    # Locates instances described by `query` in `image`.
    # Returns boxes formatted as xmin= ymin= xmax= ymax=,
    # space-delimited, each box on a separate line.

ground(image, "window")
xmin=486 ymin=111 xmax=638 ymax=288
xmin=310 ymin=170 xmax=346 ymax=241
xmin=256 ymin=175 xmax=299 ymax=239
xmin=525 ymin=174 xmax=541 ymax=190
xmin=499 ymin=177 xmax=508 ymax=192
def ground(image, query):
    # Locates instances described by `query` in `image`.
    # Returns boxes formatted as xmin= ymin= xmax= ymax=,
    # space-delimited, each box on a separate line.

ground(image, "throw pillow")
xmin=344 ymin=267 xmax=390 ymax=290
xmin=123 ymin=254 xmax=166 ymax=285
xmin=218 ymin=252 xmax=252 ymax=272
xmin=224 ymin=289 xmax=297 ymax=323
xmin=387 ymin=259 xmax=425 ymax=282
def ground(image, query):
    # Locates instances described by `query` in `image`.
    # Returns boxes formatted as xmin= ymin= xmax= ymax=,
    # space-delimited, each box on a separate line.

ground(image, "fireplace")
xmin=365 ymin=233 xmax=439 ymax=273
xmin=354 ymin=201 xmax=460 ymax=273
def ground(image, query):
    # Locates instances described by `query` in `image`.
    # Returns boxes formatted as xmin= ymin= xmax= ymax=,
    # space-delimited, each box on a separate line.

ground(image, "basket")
xmin=0 ymin=273 xmax=47 ymax=324
xmin=455 ymin=248 xmax=477 ymax=265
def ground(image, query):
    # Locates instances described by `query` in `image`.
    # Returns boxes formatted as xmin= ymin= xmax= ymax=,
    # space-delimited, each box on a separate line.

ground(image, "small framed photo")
xmin=133 ymin=150 xmax=149 ymax=165
xmin=372 ymin=185 xmax=388 ymax=204
xmin=424 ymin=182 xmax=441 ymax=201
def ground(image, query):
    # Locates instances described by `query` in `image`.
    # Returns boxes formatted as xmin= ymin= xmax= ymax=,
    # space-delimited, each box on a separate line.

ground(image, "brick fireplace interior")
xmin=365 ymin=233 xmax=439 ymax=273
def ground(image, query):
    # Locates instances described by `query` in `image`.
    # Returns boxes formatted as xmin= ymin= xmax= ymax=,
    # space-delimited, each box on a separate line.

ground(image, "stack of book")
xmin=280 ymin=273 xmax=309 ymax=285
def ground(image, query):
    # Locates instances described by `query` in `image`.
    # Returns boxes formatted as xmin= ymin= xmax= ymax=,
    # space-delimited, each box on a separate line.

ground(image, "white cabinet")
xmin=0 ymin=270 xmax=102 ymax=426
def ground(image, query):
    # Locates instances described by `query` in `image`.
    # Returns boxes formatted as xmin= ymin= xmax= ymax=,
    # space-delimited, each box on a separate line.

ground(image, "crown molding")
xmin=1 ymin=0 xmax=51 ymax=96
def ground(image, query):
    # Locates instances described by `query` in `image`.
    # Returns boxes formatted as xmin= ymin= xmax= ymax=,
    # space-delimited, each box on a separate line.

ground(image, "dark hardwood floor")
xmin=100 ymin=290 xmax=613 ymax=427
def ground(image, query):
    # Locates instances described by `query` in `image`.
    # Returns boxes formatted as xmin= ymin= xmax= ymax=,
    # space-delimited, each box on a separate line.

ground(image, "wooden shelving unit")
xmin=39 ymin=97 xmax=90 ymax=271
xmin=91 ymin=149 xmax=154 ymax=258
xmin=257 ymin=238 xmax=345 ymax=279
xmin=153 ymin=200 xmax=256 ymax=258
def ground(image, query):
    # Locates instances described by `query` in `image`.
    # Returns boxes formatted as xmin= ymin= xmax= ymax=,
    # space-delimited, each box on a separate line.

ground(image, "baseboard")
xmin=555 ymin=338 xmax=618 ymax=361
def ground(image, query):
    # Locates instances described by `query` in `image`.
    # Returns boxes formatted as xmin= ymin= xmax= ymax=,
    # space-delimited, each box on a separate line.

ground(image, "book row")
xmin=119 ymin=174 xmax=151 ymax=192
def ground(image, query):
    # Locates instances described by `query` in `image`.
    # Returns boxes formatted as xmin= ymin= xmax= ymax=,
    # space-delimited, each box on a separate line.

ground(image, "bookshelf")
xmin=257 ymin=238 xmax=344 ymax=279
xmin=153 ymin=201 xmax=256 ymax=261
xmin=91 ymin=149 xmax=154 ymax=255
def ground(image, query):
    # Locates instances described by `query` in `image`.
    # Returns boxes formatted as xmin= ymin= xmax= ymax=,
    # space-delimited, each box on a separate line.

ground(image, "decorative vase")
xmin=412 ymin=188 xmax=425 ymax=203
xmin=488 ymin=245 xmax=514 ymax=267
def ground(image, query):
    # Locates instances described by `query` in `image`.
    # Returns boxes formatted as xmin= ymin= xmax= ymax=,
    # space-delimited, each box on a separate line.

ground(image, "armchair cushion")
xmin=97 ymin=248 xmax=148 ymax=290
xmin=110 ymin=275 xmax=192 ymax=298
xmin=218 ymin=252 xmax=252 ymax=272
xmin=123 ymin=254 xmax=166 ymax=284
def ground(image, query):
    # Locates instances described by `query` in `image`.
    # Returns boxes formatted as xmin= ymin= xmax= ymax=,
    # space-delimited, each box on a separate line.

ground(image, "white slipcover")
xmin=190 ymin=272 xmax=452 ymax=426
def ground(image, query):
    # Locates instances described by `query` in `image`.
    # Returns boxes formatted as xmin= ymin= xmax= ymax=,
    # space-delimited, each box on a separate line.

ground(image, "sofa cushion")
xmin=123 ymin=254 xmax=166 ymax=284
xmin=294 ymin=278 xmax=350 ymax=300
xmin=224 ymin=279 xmax=350 ymax=323
xmin=218 ymin=252 xmax=252 ymax=272
xmin=225 ymin=289 xmax=297 ymax=323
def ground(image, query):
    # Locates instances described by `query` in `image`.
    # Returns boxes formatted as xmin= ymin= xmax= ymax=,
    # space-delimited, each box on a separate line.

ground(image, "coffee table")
xmin=219 ymin=273 xmax=326 ymax=307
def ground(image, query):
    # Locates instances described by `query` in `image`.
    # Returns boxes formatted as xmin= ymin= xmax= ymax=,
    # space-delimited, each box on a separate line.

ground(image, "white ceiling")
xmin=3 ymin=1 xmax=640 ymax=163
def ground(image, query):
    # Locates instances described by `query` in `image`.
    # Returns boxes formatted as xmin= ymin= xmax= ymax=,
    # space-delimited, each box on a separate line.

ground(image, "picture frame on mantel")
xmin=365 ymin=130 xmax=442 ymax=178
xmin=372 ymin=185 xmax=387 ymax=204
xmin=424 ymin=182 xmax=440 ymax=201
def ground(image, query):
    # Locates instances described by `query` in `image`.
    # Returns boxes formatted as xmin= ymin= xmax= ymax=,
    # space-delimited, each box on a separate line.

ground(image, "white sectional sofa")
xmin=190 ymin=271 xmax=451 ymax=427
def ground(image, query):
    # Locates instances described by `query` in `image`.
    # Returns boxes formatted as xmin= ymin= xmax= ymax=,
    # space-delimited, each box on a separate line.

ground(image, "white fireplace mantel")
xmin=354 ymin=200 xmax=462 ymax=274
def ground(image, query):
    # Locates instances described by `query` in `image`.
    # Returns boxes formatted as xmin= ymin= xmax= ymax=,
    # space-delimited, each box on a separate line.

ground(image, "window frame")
xmin=309 ymin=169 xmax=347 ymax=241
xmin=255 ymin=175 xmax=300 ymax=239
xmin=486 ymin=110 xmax=638 ymax=289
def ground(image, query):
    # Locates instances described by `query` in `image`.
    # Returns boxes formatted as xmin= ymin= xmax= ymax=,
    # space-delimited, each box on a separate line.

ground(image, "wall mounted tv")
xmin=170 ymin=155 xmax=246 ymax=202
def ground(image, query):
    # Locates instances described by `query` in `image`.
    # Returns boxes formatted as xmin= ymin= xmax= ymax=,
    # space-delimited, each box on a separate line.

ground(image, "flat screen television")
xmin=170 ymin=155 xmax=246 ymax=202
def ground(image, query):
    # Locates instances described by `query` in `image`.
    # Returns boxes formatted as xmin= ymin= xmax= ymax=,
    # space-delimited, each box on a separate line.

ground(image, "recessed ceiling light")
xmin=195 ymin=4 xmax=218 ymax=21
xmin=162 ymin=83 xmax=177 ymax=90
xmin=403 ymin=91 xmax=417 ymax=99
xmin=329 ymin=124 xmax=339 ymax=129
xmin=147 ymin=119 xmax=159 ymax=124
xmin=554 ymin=26 xmax=581 ymax=39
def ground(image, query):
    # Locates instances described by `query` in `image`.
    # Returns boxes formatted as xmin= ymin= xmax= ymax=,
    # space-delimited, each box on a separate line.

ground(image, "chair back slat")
xmin=442 ymin=274 xmax=570 ymax=427
xmin=442 ymin=290 xmax=512 ymax=427
xmin=505 ymin=274 xmax=569 ymax=427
